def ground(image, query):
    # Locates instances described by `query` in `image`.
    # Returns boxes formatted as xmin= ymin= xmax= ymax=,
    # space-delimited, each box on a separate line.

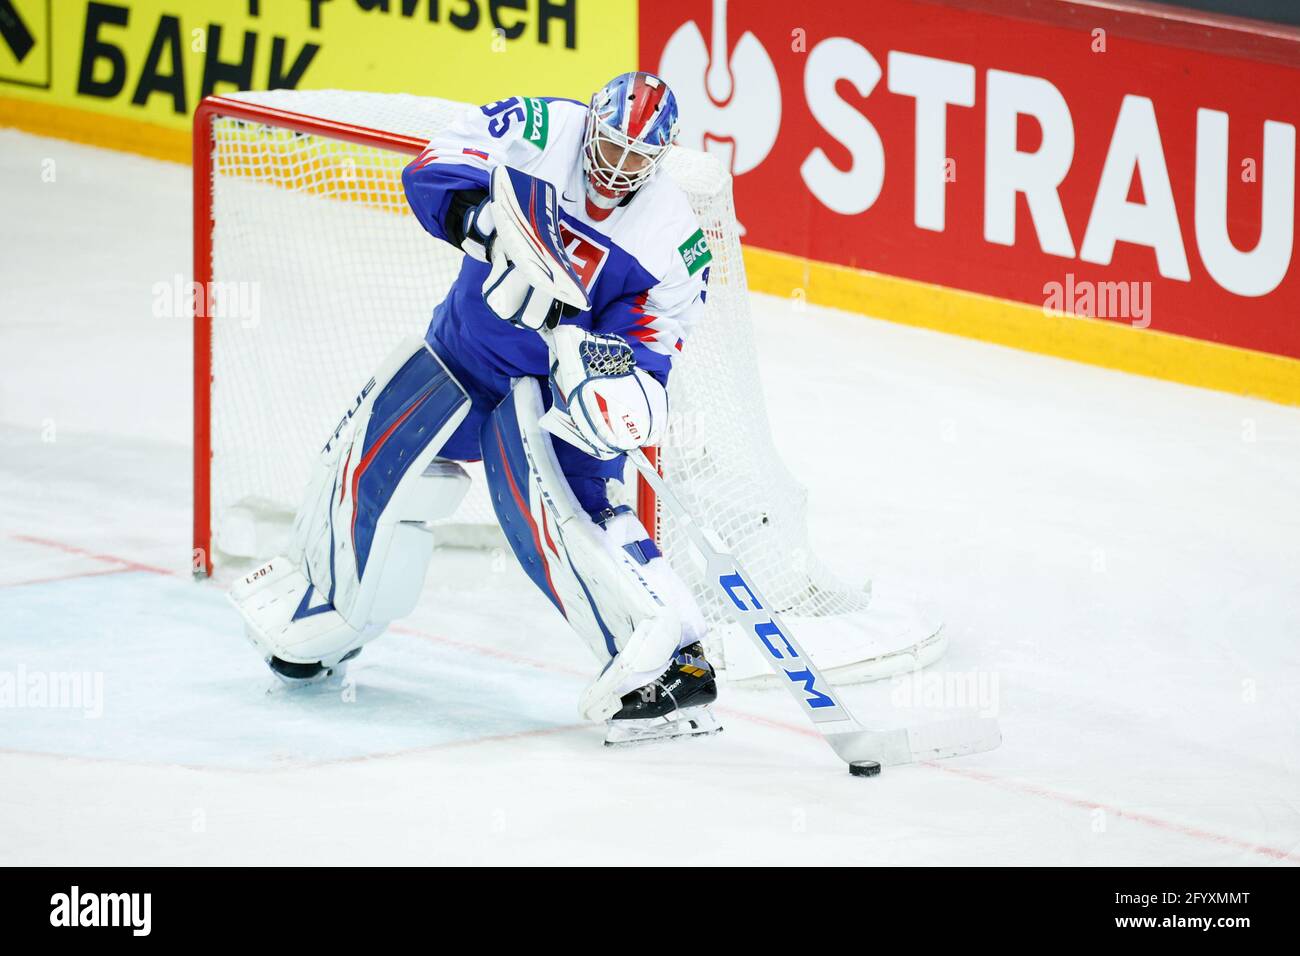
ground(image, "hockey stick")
xmin=626 ymin=448 xmax=1001 ymax=773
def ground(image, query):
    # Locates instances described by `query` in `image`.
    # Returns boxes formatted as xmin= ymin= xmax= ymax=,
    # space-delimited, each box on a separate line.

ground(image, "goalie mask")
xmin=582 ymin=72 xmax=679 ymax=218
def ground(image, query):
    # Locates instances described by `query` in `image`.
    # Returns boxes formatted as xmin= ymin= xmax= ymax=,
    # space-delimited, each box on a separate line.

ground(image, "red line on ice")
xmin=6 ymin=533 xmax=178 ymax=579
xmin=922 ymin=762 xmax=1297 ymax=863
xmin=0 ymin=723 xmax=593 ymax=775
xmin=6 ymin=534 xmax=1295 ymax=861
xmin=3 ymin=566 xmax=139 ymax=589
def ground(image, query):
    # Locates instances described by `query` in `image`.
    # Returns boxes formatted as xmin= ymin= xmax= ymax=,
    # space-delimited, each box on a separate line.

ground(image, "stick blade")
xmin=829 ymin=717 xmax=1001 ymax=768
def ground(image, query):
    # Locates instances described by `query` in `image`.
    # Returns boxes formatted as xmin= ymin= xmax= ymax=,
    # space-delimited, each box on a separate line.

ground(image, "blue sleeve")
xmin=402 ymin=97 xmax=558 ymax=246
xmin=401 ymin=155 xmax=489 ymax=246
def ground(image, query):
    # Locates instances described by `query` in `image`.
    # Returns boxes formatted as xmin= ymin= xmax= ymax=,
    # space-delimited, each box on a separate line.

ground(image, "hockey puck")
xmin=848 ymin=760 xmax=882 ymax=777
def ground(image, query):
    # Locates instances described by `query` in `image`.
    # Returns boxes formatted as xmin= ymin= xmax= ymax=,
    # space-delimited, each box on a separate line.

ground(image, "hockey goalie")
xmin=231 ymin=72 xmax=720 ymax=745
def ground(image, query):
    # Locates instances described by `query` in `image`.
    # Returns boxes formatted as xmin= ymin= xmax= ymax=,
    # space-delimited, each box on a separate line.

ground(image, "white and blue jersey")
xmin=400 ymin=95 xmax=711 ymax=511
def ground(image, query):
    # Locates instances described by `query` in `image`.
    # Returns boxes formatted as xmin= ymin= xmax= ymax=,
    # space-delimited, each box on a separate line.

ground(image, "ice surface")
xmin=1 ymin=129 xmax=1298 ymax=865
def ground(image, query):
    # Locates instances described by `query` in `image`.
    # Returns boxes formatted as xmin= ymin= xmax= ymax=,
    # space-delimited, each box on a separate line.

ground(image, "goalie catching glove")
xmin=540 ymin=325 xmax=667 ymax=460
xmin=478 ymin=165 xmax=591 ymax=331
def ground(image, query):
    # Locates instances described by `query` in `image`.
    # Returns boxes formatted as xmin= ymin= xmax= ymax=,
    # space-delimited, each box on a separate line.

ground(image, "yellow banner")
xmin=0 ymin=0 xmax=636 ymax=156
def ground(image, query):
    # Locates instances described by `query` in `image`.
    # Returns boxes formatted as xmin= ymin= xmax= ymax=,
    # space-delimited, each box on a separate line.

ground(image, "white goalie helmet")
xmin=582 ymin=71 xmax=681 ymax=216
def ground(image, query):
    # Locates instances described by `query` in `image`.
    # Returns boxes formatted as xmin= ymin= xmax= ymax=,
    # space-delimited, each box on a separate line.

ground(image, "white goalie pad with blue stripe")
xmin=231 ymin=339 xmax=471 ymax=667
xmin=480 ymin=377 xmax=707 ymax=719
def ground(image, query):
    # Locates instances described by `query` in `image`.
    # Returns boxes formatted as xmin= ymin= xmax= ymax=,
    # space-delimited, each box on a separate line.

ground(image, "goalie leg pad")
xmin=232 ymin=338 xmax=471 ymax=666
xmin=230 ymin=556 xmax=386 ymax=669
xmin=481 ymin=378 xmax=707 ymax=720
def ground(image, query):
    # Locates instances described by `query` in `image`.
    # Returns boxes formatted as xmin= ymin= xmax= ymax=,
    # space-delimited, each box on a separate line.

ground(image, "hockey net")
xmin=194 ymin=89 xmax=943 ymax=684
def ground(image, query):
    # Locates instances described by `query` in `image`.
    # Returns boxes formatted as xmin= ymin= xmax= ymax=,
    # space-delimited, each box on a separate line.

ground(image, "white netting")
xmin=203 ymin=90 xmax=934 ymax=682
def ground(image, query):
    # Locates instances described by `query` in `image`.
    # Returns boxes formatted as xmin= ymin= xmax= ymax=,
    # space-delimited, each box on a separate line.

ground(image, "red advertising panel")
xmin=640 ymin=0 xmax=1300 ymax=358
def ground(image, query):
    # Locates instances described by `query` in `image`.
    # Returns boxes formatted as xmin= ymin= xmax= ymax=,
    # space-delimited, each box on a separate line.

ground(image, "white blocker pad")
xmin=482 ymin=164 xmax=591 ymax=328
xmin=231 ymin=338 xmax=471 ymax=665
xmin=480 ymin=377 xmax=707 ymax=720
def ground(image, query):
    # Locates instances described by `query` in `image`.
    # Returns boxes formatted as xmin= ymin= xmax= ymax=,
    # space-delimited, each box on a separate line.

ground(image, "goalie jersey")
xmin=401 ymin=96 xmax=710 ymax=403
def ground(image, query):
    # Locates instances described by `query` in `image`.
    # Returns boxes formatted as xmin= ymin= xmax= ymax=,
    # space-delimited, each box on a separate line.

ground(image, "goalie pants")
xmin=425 ymin=326 xmax=625 ymax=516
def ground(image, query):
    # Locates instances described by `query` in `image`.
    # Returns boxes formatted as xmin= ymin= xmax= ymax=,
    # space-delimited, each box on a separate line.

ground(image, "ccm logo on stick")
xmin=719 ymin=571 xmax=836 ymax=709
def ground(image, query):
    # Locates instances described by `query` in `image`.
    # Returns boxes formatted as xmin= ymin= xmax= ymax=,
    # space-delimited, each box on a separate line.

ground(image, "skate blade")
xmin=604 ymin=705 xmax=723 ymax=747
xmin=264 ymin=660 xmax=353 ymax=693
